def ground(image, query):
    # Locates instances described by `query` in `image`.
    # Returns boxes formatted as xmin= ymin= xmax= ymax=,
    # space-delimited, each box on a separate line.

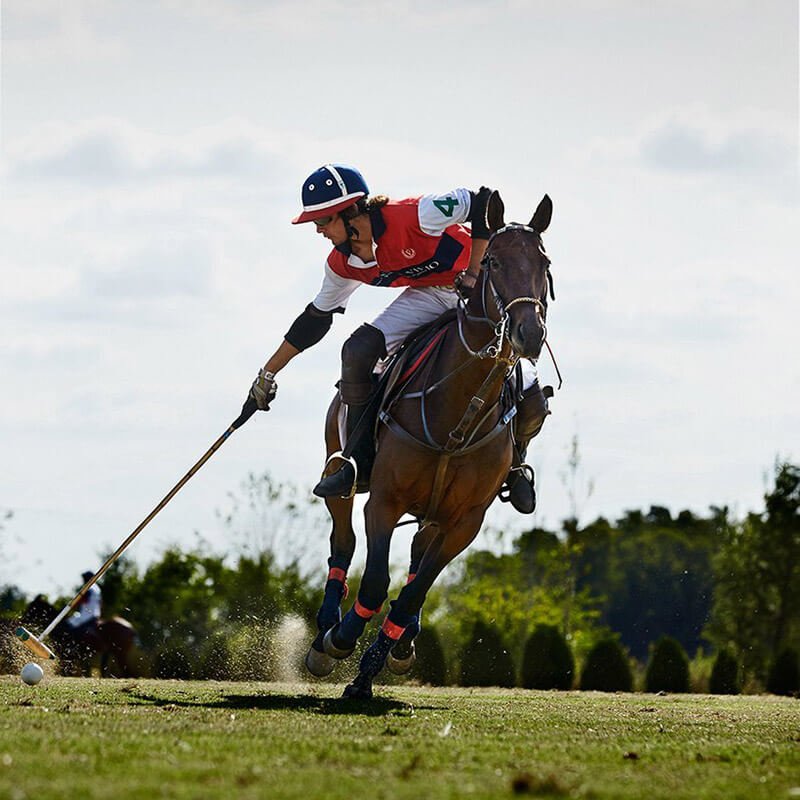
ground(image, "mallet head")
xmin=15 ymin=627 xmax=56 ymax=660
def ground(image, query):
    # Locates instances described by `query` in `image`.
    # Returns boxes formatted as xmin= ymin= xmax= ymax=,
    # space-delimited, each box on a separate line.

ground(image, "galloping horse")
xmin=306 ymin=194 xmax=555 ymax=699
xmin=21 ymin=596 xmax=141 ymax=677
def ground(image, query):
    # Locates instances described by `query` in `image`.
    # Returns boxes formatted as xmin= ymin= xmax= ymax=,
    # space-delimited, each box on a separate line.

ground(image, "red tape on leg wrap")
xmin=328 ymin=568 xmax=349 ymax=598
xmin=354 ymin=599 xmax=381 ymax=619
xmin=382 ymin=618 xmax=406 ymax=640
xmin=328 ymin=567 xmax=347 ymax=583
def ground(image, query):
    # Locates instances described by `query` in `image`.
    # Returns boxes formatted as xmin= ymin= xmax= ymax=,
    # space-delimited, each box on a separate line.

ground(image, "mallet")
xmin=16 ymin=397 xmax=258 ymax=660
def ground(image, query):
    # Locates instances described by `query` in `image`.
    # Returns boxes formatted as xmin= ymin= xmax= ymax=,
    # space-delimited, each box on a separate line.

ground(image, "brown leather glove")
xmin=249 ymin=368 xmax=278 ymax=411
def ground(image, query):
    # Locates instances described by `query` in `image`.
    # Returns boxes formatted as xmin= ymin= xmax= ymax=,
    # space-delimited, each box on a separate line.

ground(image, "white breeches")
xmin=369 ymin=285 xmax=538 ymax=389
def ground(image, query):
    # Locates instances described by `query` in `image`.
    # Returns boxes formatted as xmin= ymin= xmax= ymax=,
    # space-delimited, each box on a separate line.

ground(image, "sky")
xmin=1 ymin=0 xmax=798 ymax=597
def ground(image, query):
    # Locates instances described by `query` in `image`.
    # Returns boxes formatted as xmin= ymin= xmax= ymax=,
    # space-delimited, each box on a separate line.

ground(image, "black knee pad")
xmin=340 ymin=324 xmax=387 ymax=404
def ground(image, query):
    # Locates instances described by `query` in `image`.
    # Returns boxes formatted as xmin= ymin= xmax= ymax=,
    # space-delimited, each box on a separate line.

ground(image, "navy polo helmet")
xmin=292 ymin=164 xmax=369 ymax=224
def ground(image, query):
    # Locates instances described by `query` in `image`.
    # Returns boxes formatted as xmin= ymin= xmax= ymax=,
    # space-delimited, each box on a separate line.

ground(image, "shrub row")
xmin=452 ymin=623 xmax=798 ymax=695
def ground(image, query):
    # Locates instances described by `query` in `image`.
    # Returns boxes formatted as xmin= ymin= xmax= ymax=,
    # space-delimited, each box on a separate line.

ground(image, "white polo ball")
xmin=21 ymin=662 xmax=44 ymax=686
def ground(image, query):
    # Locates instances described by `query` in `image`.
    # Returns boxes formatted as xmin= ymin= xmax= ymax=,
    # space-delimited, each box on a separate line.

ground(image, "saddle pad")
xmin=377 ymin=307 xmax=457 ymax=406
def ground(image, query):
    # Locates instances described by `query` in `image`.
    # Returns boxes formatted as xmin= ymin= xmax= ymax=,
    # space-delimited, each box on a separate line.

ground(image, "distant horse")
xmin=21 ymin=595 xmax=141 ymax=677
xmin=306 ymin=194 xmax=555 ymax=698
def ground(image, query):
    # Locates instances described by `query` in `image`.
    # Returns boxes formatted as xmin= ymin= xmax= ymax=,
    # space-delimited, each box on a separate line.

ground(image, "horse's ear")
xmin=487 ymin=190 xmax=505 ymax=232
xmin=529 ymin=194 xmax=552 ymax=233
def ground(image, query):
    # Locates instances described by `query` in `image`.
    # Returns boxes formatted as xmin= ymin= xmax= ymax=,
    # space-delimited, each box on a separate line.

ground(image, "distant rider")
xmin=65 ymin=571 xmax=102 ymax=647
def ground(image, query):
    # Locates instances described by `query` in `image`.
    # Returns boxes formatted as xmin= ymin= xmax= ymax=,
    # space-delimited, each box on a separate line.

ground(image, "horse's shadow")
xmin=128 ymin=691 xmax=442 ymax=717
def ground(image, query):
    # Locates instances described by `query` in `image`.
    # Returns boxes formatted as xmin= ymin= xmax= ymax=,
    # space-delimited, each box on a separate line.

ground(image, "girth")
xmin=379 ymin=357 xmax=515 ymax=527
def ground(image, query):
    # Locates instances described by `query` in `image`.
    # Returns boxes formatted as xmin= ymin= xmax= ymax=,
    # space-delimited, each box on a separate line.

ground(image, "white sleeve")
xmin=312 ymin=261 xmax=362 ymax=312
xmin=417 ymin=188 xmax=473 ymax=235
xmin=86 ymin=586 xmax=102 ymax=619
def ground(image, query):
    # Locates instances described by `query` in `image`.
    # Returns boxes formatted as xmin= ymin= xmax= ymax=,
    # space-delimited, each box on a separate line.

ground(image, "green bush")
xmin=197 ymin=633 xmax=232 ymax=680
xmin=458 ymin=620 xmax=515 ymax=687
xmin=579 ymin=638 xmax=633 ymax=692
xmin=413 ymin=626 xmax=447 ymax=686
xmin=227 ymin=623 xmax=276 ymax=682
xmin=0 ymin=586 xmax=27 ymax=619
xmin=520 ymin=624 xmax=574 ymax=690
xmin=709 ymin=650 xmax=740 ymax=695
xmin=687 ymin=650 xmax=715 ymax=693
xmin=766 ymin=648 xmax=799 ymax=696
xmin=645 ymin=636 xmax=690 ymax=693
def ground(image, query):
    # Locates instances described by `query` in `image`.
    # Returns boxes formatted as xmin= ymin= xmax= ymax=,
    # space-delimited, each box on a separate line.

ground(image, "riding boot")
xmin=313 ymin=324 xmax=386 ymax=499
xmin=313 ymin=399 xmax=371 ymax=498
xmin=501 ymin=381 xmax=552 ymax=514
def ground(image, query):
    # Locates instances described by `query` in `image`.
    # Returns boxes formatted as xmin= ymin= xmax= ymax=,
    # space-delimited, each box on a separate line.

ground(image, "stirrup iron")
xmin=498 ymin=462 xmax=534 ymax=503
xmin=320 ymin=450 xmax=358 ymax=499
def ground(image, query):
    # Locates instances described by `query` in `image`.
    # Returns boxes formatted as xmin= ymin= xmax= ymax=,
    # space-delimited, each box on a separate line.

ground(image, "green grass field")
xmin=0 ymin=676 xmax=798 ymax=799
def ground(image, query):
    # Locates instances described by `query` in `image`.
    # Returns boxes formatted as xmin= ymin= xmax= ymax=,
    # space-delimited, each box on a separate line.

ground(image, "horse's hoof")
xmin=386 ymin=642 xmax=416 ymax=675
xmin=305 ymin=644 xmax=336 ymax=677
xmin=342 ymin=676 xmax=373 ymax=700
xmin=323 ymin=628 xmax=355 ymax=660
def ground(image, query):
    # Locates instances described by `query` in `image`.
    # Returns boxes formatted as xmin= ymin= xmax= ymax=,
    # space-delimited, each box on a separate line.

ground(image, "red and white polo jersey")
xmin=312 ymin=189 xmax=473 ymax=313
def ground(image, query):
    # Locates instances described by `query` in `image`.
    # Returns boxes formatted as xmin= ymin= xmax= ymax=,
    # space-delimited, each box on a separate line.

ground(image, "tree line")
xmin=1 ymin=462 xmax=798 ymax=693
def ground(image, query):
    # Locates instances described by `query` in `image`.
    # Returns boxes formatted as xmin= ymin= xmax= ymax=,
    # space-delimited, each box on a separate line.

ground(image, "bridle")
xmin=457 ymin=223 xmax=552 ymax=364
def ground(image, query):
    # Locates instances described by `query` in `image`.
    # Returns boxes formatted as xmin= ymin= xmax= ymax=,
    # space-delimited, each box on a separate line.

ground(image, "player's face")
xmin=314 ymin=213 xmax=347 ymax=245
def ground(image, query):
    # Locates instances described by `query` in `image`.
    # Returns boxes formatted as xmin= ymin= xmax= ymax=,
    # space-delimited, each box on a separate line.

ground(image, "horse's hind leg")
xmin=305 ymin=494 xmax=357 ymax=677
xmin=324 ymin=496 xmax=402 ymax=666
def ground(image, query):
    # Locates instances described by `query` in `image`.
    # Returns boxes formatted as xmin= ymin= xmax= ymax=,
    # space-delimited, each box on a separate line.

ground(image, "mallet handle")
xmin=41 ymin=398 xmax=258 ymax=639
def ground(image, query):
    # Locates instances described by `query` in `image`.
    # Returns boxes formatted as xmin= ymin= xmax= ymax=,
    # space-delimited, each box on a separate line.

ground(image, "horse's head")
xmin=478 ymin=194 xmax=553 ymax=360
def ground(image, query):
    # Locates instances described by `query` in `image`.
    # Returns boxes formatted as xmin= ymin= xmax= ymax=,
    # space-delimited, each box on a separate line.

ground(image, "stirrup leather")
xmin=498 ymin=462 xmax=534 ymax=503
xmin=320 ymin=450 xmax=359 ymax=499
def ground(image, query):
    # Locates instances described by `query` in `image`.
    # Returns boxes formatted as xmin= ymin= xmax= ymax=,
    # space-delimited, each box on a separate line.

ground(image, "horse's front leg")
xmin=385 ymin=520 xmax=436 ymax=675
xmin=324 ymin=496 xmax=401 ymax=680
xmin=305 ymin=495 xmax=356 ymax=677
xmin=346 ymin=509 xmax=485 ymax=699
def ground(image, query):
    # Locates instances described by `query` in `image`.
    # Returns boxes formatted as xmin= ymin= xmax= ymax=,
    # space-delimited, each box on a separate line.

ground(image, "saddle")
xmin=349 ymin=308 xmax=516 ymax=493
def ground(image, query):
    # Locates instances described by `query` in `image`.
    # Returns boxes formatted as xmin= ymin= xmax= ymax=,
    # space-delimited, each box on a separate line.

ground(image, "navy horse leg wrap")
xmin=338 ymin=599 xmax=380 ymax=645
xmin=359 ymin=632 xmax=394 ymax=679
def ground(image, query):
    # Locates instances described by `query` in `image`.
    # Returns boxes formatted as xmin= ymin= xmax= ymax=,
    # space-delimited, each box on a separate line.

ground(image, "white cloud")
xmin=586 ymin=107 xmax=798 ymax=191
xmin=160 ymin=0 xmax=492 ymax=30
xmin=2 ymin=0 xmax=126 ymax=64
xmin=80 ymin=236 xmax=214 ymax=300
xmin=6 ymin=119 xmax=290 ymax=185
xmin=640 ymin=122 xmax=794 ymax=176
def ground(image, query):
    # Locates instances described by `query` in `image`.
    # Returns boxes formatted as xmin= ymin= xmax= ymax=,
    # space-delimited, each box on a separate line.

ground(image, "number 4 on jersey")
xmin=433 ymin=196 xmax=459 ymax=217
